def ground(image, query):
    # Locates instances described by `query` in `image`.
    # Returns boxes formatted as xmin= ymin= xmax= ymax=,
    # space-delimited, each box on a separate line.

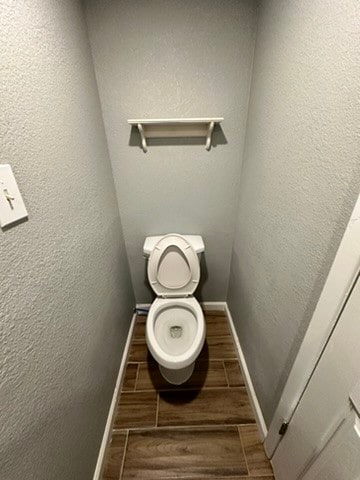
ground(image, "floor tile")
xmin=199 ymin=336 xmax=237 ymax=360
xmin=114 ymin=391 xmax=157 ymax=429
xmin=128 ymin=337 xmax=237 ymax=363
xmin=134 ymin=313 xmax=231 ymax=339
xmin=182 ymin=477 xmax=274 ymax=480
xmin=158 ymin=387 xmax=255 ymax=427
xmin=136 ymin=360 xmax=228 ymax=391
xmin=132 ymin=317 xmax=146 ymax=340
xmin=135 ymin=362 xmax=167 ymax=391
xmin=102 ymin=432 xmax=127 ymax=480
xmin=122 ymin=426 xmax=248 ymax=479
xmin=128 ymin=342 xmax=152 ymax=362
xmin=224 ymin=360 xmax=244 ymax=386
xmin=205 ymin=315 xmax=232 ymax=337
xmin=122 ymin=364 xmax=138 ymax=391
xmin=239 ymin=425 xmax=273 ymax=476
xmin=106 ymin=310 xmax=274 ymax=479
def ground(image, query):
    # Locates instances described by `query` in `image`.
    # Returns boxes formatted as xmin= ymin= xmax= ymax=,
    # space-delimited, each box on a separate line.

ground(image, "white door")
xmin=272 ymin=276 xmax=360 ymax=480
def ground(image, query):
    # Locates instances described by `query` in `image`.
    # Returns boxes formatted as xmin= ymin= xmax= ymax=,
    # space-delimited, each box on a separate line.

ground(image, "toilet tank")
xmin=143 ymin=234 xmax=205 ymax=257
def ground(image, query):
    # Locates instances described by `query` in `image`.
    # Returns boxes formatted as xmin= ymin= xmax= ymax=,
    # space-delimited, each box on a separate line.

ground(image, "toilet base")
xmin=159 ymin=363 xmax=195 ymax=385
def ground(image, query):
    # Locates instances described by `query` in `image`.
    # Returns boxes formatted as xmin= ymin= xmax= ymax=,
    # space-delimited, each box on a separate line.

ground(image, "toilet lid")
xmin=147 ymin=234 xmax=200 ymax=297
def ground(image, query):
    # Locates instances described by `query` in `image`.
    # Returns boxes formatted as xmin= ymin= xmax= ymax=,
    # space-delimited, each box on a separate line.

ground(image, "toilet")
xmin=143 ymin=234 xmax=206 ymax=385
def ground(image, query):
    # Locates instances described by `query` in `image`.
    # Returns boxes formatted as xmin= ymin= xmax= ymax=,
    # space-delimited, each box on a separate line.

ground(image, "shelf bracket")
xmin=137 ymin=123 xmax=147 ymax=153
xmin=205 ymin=121 xmax=215 ymax=151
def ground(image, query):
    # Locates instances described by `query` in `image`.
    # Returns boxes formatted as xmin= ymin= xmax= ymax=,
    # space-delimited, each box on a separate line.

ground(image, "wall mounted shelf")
xmin=128 ymin=117 xmax=224 ymax=152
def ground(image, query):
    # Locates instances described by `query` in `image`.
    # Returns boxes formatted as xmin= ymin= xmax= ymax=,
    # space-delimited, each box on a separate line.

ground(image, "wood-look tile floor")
xmin=102 ymin=310 xmax=274 ymax=480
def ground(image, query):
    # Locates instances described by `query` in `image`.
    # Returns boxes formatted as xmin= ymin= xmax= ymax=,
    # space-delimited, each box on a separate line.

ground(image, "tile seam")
xmin=155 ymin=392 xmax=160 ymax=427
xmin=237 ymin=425 xmax=250 ymax=477
xmin=223 ymin=360 xmax=230 ymax=387
xmin=125 ymin=386 xmax=242 ymax=393
xmin=112 ymin=422 xmax=257 ymax=433
xmin=118 ymin=429 xmax=129 ymax=480
xmin=133 ymin=363 xmax=140 ymax=391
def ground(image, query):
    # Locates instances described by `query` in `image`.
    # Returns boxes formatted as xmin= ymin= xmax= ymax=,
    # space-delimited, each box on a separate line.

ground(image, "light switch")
xmin=0 ymin=164 xmax=28 ymax=228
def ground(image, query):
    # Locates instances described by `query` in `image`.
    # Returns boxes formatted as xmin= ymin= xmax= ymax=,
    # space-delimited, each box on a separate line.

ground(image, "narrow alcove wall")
xmin=85 ymin=0 xmax=259 ymax=303
xmin=228 ymin=0 xmax=360 ymax=425
xmin=0 ymin=1 xmax=135 ymax=479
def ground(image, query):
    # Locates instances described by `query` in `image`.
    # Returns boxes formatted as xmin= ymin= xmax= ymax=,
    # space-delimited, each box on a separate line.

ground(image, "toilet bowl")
xmin=143 ymin=234 xmax=205 ymax=385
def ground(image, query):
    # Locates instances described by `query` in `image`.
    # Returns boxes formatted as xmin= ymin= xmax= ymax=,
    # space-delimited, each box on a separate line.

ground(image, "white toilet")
xmin=143 ymin=233 xmax=206 ymax=385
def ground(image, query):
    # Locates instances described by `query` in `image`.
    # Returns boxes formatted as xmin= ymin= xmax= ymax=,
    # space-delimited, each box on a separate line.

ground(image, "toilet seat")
xmin=146 ymin=297 xmax=205 ymax=370
xmin=147 ymin=234 xmax=200 ymax=298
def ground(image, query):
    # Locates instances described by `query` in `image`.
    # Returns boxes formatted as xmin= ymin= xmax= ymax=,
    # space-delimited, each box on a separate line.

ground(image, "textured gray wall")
xmin=228 ymin=0 xmax=360 ymax=425
xmin=85 ymin=0 xmax=258 ymax=303
xmin=0 ymin=1 xmax=134 ymax=479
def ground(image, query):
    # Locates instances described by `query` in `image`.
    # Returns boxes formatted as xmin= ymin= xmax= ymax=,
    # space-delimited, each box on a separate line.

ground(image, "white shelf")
xmin=128 ymin=117 xmax=224 ymax=152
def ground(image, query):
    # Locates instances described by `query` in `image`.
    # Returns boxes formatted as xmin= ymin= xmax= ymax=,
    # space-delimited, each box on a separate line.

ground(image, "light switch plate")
xmin=0 ymin=164 xmax=28 ymax=228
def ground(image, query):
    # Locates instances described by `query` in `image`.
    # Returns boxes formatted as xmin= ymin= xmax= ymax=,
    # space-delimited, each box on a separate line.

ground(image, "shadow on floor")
xmin=148 ymin=341 xmax=210 ymax=403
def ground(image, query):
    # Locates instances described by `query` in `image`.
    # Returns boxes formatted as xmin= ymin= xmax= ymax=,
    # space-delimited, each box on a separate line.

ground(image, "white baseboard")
xmin=92 ymin=312 xmax=137 ymax=480
xmin=224 ymin=303 xmax=268 ymax=441
xmin=200 ymin=301 xmax=226 ymax=312
xmin=135 ymin=303 xmax=151 ymax=310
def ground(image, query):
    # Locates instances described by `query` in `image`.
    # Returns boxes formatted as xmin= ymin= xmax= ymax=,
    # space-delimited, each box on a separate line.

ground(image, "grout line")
xmin=137 ymin=477 xmax=261 ymax=480
xmin=223 ymin=360 xmax=230 ymax=387
xmin=120 ymin=386 xmax=247 ymax=394
xmin=155 ymin=392 xmax=160 ymax=427
xmin=131 ymin=334 xmax=234 ymax=345
xmin=133 ymin=363 xmax=140 ymax=391
xmin=112 ymin=422 xmax=257 ymax=433
xmin=126 ymin=475 xmax=259 ymax=480
xmin=129 ymin=357 xmax=239 ymax=364
xmin=146 ymin=475 xmax=268 ymax=480
xmin=118 ymin=429 xmax=129 ymax=480
xmin=237 ymin=425 xmax=250 ymax=476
